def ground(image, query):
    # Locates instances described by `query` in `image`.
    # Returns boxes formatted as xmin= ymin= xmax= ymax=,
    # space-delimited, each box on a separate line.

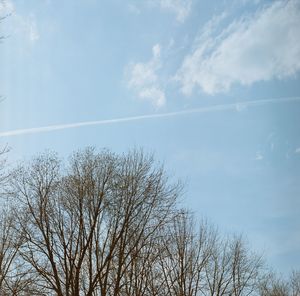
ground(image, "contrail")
xmin=1 ymin=96 xmax=300 ymax=138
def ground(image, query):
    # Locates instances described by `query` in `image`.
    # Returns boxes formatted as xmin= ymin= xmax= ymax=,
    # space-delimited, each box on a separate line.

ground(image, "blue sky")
xmin=1 ymin=0 xmax=300 ymax=274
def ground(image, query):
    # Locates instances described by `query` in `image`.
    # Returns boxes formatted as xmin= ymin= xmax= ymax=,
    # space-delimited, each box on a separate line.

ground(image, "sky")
xmin=0 ymin=0 xmax=300 ymax=275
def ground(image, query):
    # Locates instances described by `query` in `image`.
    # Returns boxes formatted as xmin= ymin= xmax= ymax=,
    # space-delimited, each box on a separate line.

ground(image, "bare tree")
xmin=230 ymin=237 xmax=263 ymax=296
xmin=6 ymin=147 xmax=293 ymax=296
xmin=11 ymin=148 xmax=181 ymax=296
xmin=0 ymin=206 xmax=20 ymax=294
xmin=0 ymin=145 xmax=9 ymax=186
xmin=0 ymin=147 xmax=15 ymax=293
xmin=203 ymin=235 xmax=263 ymax=296
xmin=259 ymin=272 xmax=289 ymax=296
xmin=0 ymin=147 xmax=33 ymax=295
xmin=156 ymin=211 xmax=216 ymax=296
xmin=259 ymin=270 xmax=300 ymax=296
xmin=290 ymin=270 xmax=300 ymax=296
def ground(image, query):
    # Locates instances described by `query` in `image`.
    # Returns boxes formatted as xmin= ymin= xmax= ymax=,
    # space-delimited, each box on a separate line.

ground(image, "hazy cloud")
xmin=0 ymin=0 xmax=39 ymax=43
xmin=255 ymin=151 xmax=263 ymax=161
xmin=127 ymin=44 xmax=166 ymax=107
xmin=0 ymin=0 xmax=14 ymax=15
xmin=155 ymin=0 xmax=192 ymax=22
xmin=176 ymin=0 xmax=300 ymax=95
xmin=21 ymin=14 xmax=39 ymax=42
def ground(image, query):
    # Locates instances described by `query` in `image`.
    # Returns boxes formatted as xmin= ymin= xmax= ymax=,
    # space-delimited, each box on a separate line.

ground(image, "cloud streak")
xmin=1 ymin=96 xmax=300 ymax=138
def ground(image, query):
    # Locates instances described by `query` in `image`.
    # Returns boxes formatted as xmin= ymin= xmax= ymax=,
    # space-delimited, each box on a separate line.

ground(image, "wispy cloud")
xmin=126 ymin=44 xmax=166 ymax=107
xmin=1 ymin=96 xmax=299 ymax=138
xmin=255 ymin=151 xmax=263 ymax=161
xmin=25 ymin=14 xmax=39 ymax=42
xmin=0 ymin=0 xmax=14 ymax=15
xmin=176 ymin=0 xmax=300 ymax=95
xmin=154 ymin=0 xmax=192 ymax=23
xmin=0 ymin=0 xmax=39 ymax=43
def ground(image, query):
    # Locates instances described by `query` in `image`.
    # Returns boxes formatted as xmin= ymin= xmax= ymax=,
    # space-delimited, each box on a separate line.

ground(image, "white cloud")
xmin=27 ymin=16 xmax=39 ymax=42
xmin=176 ymin=0 xmax=300 ymax=95
xmin=139 ymin=87 xmax=165 ymax=107
xmin=17 ymin=13 xmax=39 ymax=42
xmin=295 ymin=147 xmax=300 ymax=154
xmin=0 ymin=0 xmax=39 ymax=43
xmin=156 ymin=0 xmax=192 ymax=22
xmin=127 ymin=44 xmax=166 ymax=107
xmin=16 ymin=12 xmax=39 ymax=43
xmin=255 ymin=151 xmax=263 ymax=160
xmin=0 ymin=1 xmax=13 ymax=17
